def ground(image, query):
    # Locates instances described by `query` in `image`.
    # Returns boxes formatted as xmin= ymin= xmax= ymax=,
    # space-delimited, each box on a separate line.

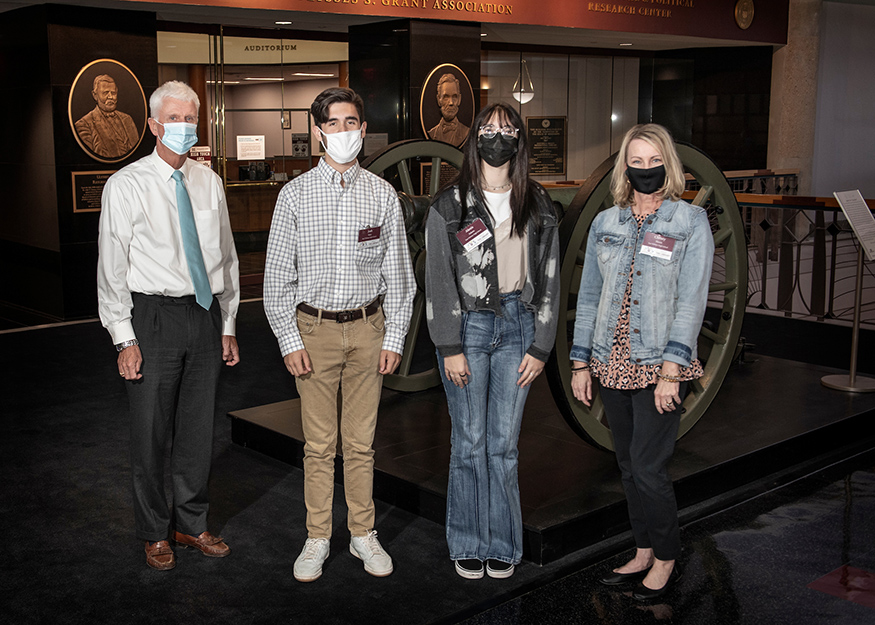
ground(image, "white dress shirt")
xmin=97 ymin=149 xmax=240 ymax=344
xmin=263 ymin=158 xmax=415 ymax=356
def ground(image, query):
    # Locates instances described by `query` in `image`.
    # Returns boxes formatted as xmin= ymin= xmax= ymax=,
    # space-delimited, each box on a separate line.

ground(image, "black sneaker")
xmin=486 ymin=559 xmax=515 ymax=579
xmin=454 ymin=559 xmax=484 ymax=579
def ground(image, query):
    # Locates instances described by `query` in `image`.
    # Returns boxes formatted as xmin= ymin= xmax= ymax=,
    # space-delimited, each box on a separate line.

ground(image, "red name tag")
xmin=640 ymin=232 xmax=676 ymax=260
xmin=455 ymin=218 xmax=492 ymax=252
xmin=358 ymin=226 xmax=381 ymax=243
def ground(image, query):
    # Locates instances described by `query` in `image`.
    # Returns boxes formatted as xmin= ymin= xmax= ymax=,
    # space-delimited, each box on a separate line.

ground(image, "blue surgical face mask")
xmin=155 ymin=121 xmax=198 ymax=155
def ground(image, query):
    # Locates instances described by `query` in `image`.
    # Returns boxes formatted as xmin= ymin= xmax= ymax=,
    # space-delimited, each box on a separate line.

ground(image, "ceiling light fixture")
xmin=619 ymin=42 xmax=633 ymax=47
xmin=275 ymin=21 xmax=292 ymax=25
xmin=244 ymin=77 xmax=285 ymax=81
xmin=293 ymin=73 xmax=335 ymax=77
xmin=512 ymin=59 xmax=535 ymax=104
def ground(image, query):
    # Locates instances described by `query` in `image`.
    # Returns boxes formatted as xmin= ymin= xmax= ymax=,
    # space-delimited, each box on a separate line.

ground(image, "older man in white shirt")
xmin=97 ymin=81 xmax=239 ymax=571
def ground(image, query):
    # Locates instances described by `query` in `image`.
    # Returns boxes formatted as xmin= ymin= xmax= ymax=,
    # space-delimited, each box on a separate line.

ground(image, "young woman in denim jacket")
xmin=570 ymin=124 xmax=713 ymax=601
xmin=425 ymin=103 xmax=560 ymax=580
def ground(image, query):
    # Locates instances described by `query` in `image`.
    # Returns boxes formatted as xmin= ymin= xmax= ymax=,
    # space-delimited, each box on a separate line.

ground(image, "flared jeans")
xmin=440 ymin=293 xmax=534 ymax=564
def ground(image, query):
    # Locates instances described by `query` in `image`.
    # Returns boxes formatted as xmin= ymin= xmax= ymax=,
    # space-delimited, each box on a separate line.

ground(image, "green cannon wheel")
xmin=545 ymin=143 xmax=748 ymax=451
xmin=361 ymin=140 xmax=464 ymax=392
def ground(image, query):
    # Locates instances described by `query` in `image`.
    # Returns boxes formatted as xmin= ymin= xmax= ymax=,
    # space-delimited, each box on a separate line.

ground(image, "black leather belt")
xmin=297 ymin=300 xmax=381 ymax=323
xmin=133 ymin=292 xmax=207 ymax=305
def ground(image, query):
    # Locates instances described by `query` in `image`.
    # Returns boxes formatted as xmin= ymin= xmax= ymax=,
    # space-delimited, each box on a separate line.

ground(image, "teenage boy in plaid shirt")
xmin=264 ymin=87 xmax=415 ymax=582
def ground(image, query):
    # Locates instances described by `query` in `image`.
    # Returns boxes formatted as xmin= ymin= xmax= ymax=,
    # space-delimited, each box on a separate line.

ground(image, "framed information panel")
xmin=527 ymin=117 xmax=566 ymax=176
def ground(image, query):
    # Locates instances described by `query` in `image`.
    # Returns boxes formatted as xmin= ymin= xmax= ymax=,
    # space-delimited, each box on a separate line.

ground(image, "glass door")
xmin=158 ymin=28 xmax=348 ymax=296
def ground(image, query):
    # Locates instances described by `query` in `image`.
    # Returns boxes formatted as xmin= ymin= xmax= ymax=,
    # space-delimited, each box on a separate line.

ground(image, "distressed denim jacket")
xmin=425 ymin=183 xmax=560 ymax=361
xmin=570 ymin=198 xmax=714 ymax=367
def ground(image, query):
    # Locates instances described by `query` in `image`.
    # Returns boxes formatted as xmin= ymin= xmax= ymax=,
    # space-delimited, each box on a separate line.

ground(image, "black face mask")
xmin=626 ymin=164 xmax=666 ymax=195
xmin=477 ymin=134 xmax=518 ymax=168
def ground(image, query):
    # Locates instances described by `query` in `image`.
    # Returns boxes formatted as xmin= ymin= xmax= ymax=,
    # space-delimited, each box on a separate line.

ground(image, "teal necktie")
xmin=171 ymin=170 xmax=212 ymax=310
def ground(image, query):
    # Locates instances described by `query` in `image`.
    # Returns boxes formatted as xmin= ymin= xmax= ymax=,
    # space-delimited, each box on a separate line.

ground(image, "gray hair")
xmin=149 ymin=81 xmax=200 ymax=119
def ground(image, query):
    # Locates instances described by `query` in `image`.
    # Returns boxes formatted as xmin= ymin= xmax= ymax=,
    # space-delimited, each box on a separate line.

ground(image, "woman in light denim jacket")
xmin=570 ymin=124 xmax=713 ymax=601
xmin=425 ymin=103 xmax=560 ymax=581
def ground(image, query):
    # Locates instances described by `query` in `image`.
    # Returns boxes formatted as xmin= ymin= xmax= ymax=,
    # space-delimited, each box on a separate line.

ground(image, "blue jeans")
xmin=439 ymin=292 xmax=535 ymax=564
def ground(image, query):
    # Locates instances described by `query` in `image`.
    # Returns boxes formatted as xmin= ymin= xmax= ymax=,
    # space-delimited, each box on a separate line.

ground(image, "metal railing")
xmin=700 ymin=193 xmax=875 ymax=327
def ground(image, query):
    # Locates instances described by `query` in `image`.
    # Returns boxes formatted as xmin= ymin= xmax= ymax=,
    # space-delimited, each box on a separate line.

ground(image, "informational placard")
xmin=71 ymin=170 xmax=115 ymax=212
xmin=291 ymin=133 xmax=310 ymax=158
xmin=834 ymin=190 xmax=875 ymax=262
xmin=237 ymin=135 xmax=265 ymax=160
xmin=527 ymin=117 xmax=566 ymax=176
xmin=189 ymin=146 xmax=211 ymax=168
xmin=421 ymin=162 xmax=458 ymax=195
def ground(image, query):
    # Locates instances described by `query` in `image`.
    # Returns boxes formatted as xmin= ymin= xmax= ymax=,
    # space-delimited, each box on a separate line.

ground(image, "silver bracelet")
xmin=115 ymin=339 xmax=139 ymax=352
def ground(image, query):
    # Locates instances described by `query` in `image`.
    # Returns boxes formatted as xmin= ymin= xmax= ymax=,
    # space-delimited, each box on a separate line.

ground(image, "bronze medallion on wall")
xmin=735 ymin=0 xmax=755 ymax=30
xmin=420 ymin=64 xmax=475 ymax=148
xmin=68 ymin=59 xmax=147 ymax=164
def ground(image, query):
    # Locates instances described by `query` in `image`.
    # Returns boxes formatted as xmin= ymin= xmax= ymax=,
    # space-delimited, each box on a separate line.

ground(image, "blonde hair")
xmin=610 ymin=124 xmax=685 ymax=208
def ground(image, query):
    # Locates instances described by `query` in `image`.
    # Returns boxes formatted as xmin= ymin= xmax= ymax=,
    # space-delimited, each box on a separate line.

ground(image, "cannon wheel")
xmin=361 ymin=140 xmax=464 ymax=392
xmin=546 ymin=143 xmax=748 ymax=451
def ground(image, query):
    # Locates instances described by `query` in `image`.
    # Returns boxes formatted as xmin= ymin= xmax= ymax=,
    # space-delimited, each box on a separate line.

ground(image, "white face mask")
xmin=319 ymin=128 xmax=363 ymax=165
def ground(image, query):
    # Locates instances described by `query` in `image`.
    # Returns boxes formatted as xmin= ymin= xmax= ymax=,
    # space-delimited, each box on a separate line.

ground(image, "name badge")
xmin=455 ymin=218 xmax=492 ymax=253
xmin=358 ymin=226 xmax=381 ymax=246
xmin=640 ymin=232 xmax=676 ymax=260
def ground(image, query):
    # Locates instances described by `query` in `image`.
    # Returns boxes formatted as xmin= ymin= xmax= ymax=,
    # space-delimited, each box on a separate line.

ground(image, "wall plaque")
xmin=420 ymin=64 xmax=475 ymax=148
xmin=527 ymin=117 xmax=566 ymax=176
xmin=421 ymin=162 xmax=458 ymax=196
xmin=68 ymin=59 xmax=147 ymax=164
xmin=71 ymin=170 xmax=115 ymax=213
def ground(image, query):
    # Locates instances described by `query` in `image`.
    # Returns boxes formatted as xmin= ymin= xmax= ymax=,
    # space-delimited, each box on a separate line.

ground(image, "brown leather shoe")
xmin=172 ymin=530 xmax=230 ymax=558
xmin=145 ymin=540 xmax=175 ymax=571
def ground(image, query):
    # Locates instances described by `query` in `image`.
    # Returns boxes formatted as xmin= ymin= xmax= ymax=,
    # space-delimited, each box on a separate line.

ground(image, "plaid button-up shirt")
xmin=264 ymin=158 xmax=415 ymax=356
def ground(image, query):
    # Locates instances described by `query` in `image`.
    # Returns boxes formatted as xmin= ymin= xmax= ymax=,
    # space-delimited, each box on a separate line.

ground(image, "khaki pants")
xmin=295 ymin=306 xmax=385 ymax=538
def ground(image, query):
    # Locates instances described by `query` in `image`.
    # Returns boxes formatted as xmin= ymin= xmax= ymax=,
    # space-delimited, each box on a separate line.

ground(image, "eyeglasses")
xmin=479 ymin=125 xmax=518 ymax=139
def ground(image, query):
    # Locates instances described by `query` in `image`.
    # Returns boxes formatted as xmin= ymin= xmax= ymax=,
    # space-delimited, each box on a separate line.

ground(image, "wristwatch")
xmin=115 ymin=339 xmax=139 ymax=352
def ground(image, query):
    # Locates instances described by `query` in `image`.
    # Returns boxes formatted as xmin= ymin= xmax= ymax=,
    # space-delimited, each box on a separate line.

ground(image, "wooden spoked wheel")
xmin=545 ymin=143 xmax=748 ymax=451
xmin=360 ymin=140 xmax=464 ymax=392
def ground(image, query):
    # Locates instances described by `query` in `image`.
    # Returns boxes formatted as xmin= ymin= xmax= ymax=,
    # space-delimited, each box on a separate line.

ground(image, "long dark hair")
xmin=449 ymin=102 xmax=540 ymax=236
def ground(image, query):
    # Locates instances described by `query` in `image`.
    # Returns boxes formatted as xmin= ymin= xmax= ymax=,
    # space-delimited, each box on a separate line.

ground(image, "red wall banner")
xmin=143 ymin=0 xmax=789 ymax=46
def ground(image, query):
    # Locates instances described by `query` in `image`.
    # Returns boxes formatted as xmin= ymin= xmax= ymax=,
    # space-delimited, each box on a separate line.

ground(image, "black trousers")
xmin=601 ymin=383 xmax=687 ymax=561
xmin=127 ymin=292 xmax=223 ymax=542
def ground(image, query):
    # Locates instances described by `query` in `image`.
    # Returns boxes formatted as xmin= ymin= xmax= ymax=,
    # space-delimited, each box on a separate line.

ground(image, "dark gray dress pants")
xmin=127 ymin=292 xmax=223 ymax=542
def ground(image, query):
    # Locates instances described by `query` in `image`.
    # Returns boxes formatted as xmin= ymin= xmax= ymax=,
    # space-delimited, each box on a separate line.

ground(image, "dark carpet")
xmin=3 ymin=301 xmax=874 ymax=624
xmin=0 ymin=302 xmax=603 ymax=624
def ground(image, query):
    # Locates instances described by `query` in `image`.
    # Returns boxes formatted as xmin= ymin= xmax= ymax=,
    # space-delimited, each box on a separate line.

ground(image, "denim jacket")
xmin=425 ymin=183 xmax=560 ymax=361
xmin=570 ymin=198 xmax=714 ymax=367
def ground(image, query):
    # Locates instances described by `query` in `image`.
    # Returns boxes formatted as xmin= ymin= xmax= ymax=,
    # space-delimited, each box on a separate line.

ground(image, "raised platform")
xmin=229 ymin=354 xmax=875 ymax=565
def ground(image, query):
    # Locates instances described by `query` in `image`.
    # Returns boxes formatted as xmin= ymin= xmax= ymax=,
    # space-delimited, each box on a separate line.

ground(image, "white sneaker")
xmin=294 ymin=538 xmax=330 ymax=582
xmin=349 ymin=530 xmax=394 ymax=577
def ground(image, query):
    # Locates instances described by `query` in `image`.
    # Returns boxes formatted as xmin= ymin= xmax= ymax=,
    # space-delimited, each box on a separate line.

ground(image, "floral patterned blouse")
xmin=590 ymin=214 xmax=704 ymax=389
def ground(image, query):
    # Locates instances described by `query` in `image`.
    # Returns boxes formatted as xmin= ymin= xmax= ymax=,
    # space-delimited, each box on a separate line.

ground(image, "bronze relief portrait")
xmin=68 ymin=59 xmax=147 ymax=164
xmin=420 ymin=64 xmax=475 ymax=148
